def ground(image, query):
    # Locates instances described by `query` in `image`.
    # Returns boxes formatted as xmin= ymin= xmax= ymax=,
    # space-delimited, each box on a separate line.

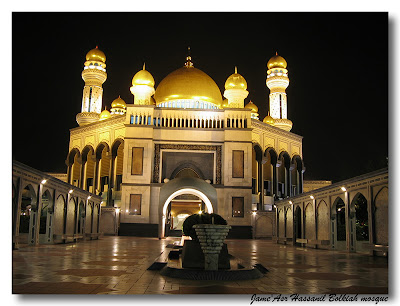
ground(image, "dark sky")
xmin=12 ymin=12 xmax=388 ymax=183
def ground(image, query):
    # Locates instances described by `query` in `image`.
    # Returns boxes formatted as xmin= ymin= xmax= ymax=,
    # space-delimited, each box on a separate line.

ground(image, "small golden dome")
xmin=86 ymin=46 xmax=106 ymax=63
xmin=99 ymin=108 xmax=111 ymax=121
xmin=225 ymin=67 xmax=247 ymax=90
xmin=111 ymin=96 xmax=126 ymax=109
xmin=132 ymin=64 xmax=155 ymax=87
xmin=263 ymin=112 xmax=275 ymax=125
xmin=222 ymin=99 xmax=228 ymax=108
xmin=267 ymin=53 xmax=287 ymax=69
xmin=245 ymin=101 xmax=258 ymax=113
xmin=154 ymin=66 xmax=222 ymax=107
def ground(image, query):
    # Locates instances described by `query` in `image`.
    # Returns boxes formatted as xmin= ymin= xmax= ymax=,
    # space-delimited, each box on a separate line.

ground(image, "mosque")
xmin=64 ymin=46 xmax=306 ymax=239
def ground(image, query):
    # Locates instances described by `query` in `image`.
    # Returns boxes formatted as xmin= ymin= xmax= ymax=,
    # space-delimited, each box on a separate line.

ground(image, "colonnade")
xmin=252 ymin=144 xmax=305 ymax=209
xmin=66 ymin=139 xmax=124 ymax=206
xmin=12 ymin=160 xmax=102 ymax=249
xmin=274 ymin=168 xmax=388 ymax=254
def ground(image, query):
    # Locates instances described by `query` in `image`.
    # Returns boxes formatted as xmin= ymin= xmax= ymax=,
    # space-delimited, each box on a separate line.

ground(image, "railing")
xmin=127 ymin=108 xmax=250 ymax=129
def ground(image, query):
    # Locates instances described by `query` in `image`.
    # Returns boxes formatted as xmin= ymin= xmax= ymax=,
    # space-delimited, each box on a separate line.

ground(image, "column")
xmin=93 ymin=158 xmax=101 ymax=195
xmin=258 ymin=160 xmax=264 ymax=210
xmin=32 ymin=183 xmax=44 ymax=245
xmin=273 ymin=164 xmax=278 ymax=199
xmin=13 ymin=177 xmax=24 ymax=249
xmin=80 ymin=159 xmax=86 ymax=190
xmin=107 ymin=154 xmax=117 ymax=207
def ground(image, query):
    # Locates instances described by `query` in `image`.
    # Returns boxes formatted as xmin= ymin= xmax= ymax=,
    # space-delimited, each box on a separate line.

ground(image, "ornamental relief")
xmin=153 ymin=144 xmax=222 ymax=184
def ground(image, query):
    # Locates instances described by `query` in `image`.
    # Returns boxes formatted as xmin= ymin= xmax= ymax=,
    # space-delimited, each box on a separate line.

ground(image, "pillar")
xmin=273 ymin=164 xmax=278 ymax=199
xmin=13 ymin=177 xmax=24 ymax=249
xmin=107 ymin=154 xmax=117 ymax=206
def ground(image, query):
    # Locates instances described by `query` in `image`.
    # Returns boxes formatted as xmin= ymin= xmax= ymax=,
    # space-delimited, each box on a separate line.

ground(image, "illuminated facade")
xmin=66 ymin=48 xmax=305 ymax=238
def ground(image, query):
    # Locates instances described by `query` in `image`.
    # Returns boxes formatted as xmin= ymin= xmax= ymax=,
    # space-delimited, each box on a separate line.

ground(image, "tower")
xmin=76 ymin=46 xmax=107 ymax=126
xmin=266 ymin=53 xmax=292 ymax=131
xmin=130 ymin=63 xmax=155 ymax=105
xmin=223 ymin=67 xmax=249 ymax=108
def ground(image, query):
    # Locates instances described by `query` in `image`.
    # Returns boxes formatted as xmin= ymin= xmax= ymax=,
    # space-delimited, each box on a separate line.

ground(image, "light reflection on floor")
xmin=12 ymin=236 xmax=388 ymax=294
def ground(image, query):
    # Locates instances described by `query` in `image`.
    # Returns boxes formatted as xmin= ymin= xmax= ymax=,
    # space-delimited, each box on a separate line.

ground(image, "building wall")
xmin=274 ymin=168 xmax=388 ymax=254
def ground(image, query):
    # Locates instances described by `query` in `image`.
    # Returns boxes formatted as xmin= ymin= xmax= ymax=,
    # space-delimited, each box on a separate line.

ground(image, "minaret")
xmin=130 ymin=63 xmax=155 ymax=105
xmin=76 ymin=46 xmax=107 ymax=126
xmin=223 ymin=66 xmax=249 ymax=108
xmin=266 ymin=52 xmax=292 ymax=131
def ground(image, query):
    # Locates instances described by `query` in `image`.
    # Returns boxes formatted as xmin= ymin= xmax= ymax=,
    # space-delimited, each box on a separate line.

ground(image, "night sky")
xmin=12 ymin=12 xmax=388 ymax=183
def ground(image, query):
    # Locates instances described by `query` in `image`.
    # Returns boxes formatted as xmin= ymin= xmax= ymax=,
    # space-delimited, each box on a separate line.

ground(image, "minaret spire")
xmin=143 ymin=62 xmax=146 ymax=70
xmin=185 ymin=46 xmax=194 ymax=68
xmin=235 ymin=66 xmax=237 ymax=74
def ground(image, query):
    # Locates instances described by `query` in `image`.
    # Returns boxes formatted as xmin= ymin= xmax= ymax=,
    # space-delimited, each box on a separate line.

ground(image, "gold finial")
xmin=275 ymin=51 xmax=278 ymax=56
xmin=185 ymin=46 xmax=194 ymax=68
xmin=235 ymin=66 xmax=237 ymax=74
xmin=143 ymin=62 xmax=146 ymax=70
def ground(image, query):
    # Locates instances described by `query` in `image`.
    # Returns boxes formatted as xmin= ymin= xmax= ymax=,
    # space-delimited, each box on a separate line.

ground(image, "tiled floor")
xmin=12 ymin=236 xmax=388 ymax=294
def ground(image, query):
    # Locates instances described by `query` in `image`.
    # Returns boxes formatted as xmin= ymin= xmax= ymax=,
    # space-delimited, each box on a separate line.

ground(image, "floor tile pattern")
xmin=12 ymin=237 xmax=388 ymax=294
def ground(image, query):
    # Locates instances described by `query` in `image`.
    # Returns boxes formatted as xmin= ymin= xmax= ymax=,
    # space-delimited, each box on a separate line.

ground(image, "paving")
xmin=12 ymin=236 xmax=388 ymax=295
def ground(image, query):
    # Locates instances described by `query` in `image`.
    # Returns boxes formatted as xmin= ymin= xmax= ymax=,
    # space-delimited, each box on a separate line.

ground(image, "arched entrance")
xmin=331 ymin=197 xmax=346 ymax=250
xmin=159 ymin=177 xmax=217 ymax=238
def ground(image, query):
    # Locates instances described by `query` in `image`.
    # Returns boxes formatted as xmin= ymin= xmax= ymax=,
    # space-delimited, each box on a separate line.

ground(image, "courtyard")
xmin=12 ymin=236 xmax=388 ymax=295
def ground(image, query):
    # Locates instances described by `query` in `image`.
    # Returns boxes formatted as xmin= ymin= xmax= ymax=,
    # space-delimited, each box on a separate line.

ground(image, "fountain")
xmin=151 ymin=212 xmax=268 ymax=280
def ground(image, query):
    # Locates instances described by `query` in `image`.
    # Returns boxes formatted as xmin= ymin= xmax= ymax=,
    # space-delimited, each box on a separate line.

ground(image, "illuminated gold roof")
xmin=154 ymin=66 xmax=223 ymax=106
xmin=245 ymin=101 xmax=258 ymax=112
xmin=222 ymin=98 xmax=228 ymax=108
xmin=99 ymin=109 xmax=111 ymax=120
xmin=267 ymin=53 xmax=287 ymax=69
xmin=263 ymin=112 xmax=275 ymax=125
xmin=86 ymin=46 xmax=106 ymax=63
xmin=225 ymin=67 xmax=247 ymax=90
xmin=132 ymin=64 xmax=155 ymax=87
xmin=111 ymin=96 xmax=126 ymax=109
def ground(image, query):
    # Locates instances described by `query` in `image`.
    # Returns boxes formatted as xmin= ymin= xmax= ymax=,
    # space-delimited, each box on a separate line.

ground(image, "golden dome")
xmin=225 ymin=67 xmax=247 ymax=90
xmin=132 ymin=64 xmax=155 ymax=87
xmin=267 ymin=53 xmax=287 ymax=69
xmin=99 ymin=108 xmax=111 ymax=121
xmin=86 ymin=46 xmax=106 ymax=63
xmin=245 ymin=100 xmax=258 ymax=113
xmin=111 ymin=96 xmax=126 ymax=109
xmin=154 ymin=66 xmax=223 ymax=106
xmin=263 ymin=112 xmax=275 ymax=125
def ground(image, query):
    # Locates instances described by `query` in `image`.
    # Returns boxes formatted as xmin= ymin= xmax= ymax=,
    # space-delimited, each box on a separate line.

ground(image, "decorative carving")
xmin=153 ymin=144 xmax=222 ymax=184
xmin=251 ymin=119 xmax=302 ymax=142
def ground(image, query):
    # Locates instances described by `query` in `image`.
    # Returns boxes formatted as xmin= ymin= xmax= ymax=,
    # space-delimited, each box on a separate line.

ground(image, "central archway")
xmin=159 ymin=177 xmax=217 ymax=238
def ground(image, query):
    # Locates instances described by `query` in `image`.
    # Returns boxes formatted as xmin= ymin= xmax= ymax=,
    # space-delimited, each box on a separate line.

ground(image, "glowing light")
xmin=162 ymin=188 xmax=213 ymax=216
xmin=115 ymin=208 xmax=120 ymax=213
xmin=69 ymin=189 xmax=74 ymax=194
xmin=341 ymin=186 xmax=347 ymax=192
xmin=252 ymin=211 xmax=257 ymax=216
xmin=289 ymin=201 xmax=293 ymax=204
xmin=125 ymin=210 xmax=129 ymax=213
xmin=41 ymin=179 xmax=47 ymax=184
xmin=199 ymin=211 xmax=202 ymax=214
xmin=87 ymin=195 xmax=91 ymax=200
xmin=310 ymin=195 xmax=314 ymax=199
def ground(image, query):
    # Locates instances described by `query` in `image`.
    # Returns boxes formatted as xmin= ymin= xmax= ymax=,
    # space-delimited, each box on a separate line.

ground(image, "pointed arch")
xmin=373 ymin=186 xmax=388 ymax=245
xmin=304 ymin=202 xmax=315 ymax=240
xmin=317 ymin=200 xmax=329 ymax=241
